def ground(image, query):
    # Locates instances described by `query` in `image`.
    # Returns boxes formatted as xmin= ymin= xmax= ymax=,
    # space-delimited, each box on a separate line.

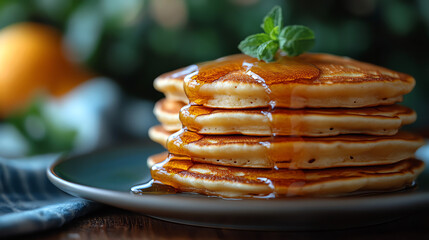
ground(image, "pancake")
xmin=147 ymin=151 xmax=168 ymax=168
xmin=151 ymin=51 xmax=423 ymax=199
xmin=154 ymin=65 xmax=194 ymax=103
xmin=148 ymin=125 xmax=175 ymax=148
xmin=154 ymin=99 xmax=184 ymax=131
xmin=180 ymin=104 xmax=416 ymax=136
xmin=167 ymin=129 xmax=424 ymax=169
xmin=156 ymin=53 xmax=414 ymax=108
xmin=151 ymin=157 xmax=424 ymax=198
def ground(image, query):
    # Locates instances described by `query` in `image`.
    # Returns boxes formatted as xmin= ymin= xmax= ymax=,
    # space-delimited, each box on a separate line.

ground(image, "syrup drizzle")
xmin=183 ymin=54 xmax=320 ymax=108
xmin=131 ymin=179 xmax=177 ymax=195
xmin=141 ymin=156 xmax=422 ymax=198
xmin=184 ymin=55 xmax=318 ymax=196
xmin=243 ymin=57 xmax=314 ymax=192
xmin=243 ymin=60 xmax=278 ymax=173
xmin=179 ymin=104 xmax=415 ymax=137
xmin=134 ymin=54 xmax=418 ymax=198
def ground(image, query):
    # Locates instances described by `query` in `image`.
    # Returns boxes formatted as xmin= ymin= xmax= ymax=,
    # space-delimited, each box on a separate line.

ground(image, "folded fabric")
xmin=0 ymin=154 xmax=100 ymax=238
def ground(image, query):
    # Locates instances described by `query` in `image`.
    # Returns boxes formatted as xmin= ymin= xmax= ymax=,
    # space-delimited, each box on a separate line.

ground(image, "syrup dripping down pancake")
xmin=147 ymin=151 xmax=168 ymax=168
xmin=155 ymin=53 xmax=414 ymax=108
xmin=154 ymin=98 xmax=415 ymax=136
xmin=150 ymin=51 xmax=424 ymax=199
xmin=151 ymin=157 xmax=424 ymax=198
xmin=179 ymin=103 xmax=415 ymax=136
xmin=167 ymin=129 xmax=424 ymax=169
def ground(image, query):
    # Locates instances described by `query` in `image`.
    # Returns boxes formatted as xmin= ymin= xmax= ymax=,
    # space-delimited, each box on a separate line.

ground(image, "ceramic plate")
xmin=47 ymin=142 xmax=429 ymax=230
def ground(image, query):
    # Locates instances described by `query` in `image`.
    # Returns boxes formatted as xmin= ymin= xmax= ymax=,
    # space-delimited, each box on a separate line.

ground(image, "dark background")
xmin=0 ymin=0 xmax=428 ymax=155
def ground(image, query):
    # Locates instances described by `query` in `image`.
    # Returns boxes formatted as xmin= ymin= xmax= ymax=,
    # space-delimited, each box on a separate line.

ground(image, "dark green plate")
xmin=47 ymin=142 xmax=429 ymax=230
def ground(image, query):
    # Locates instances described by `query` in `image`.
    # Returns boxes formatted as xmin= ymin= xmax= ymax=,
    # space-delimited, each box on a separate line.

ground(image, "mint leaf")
xmin=238 ymin=6 xmax=315 ymax=61
xmin=269 ymin=26 xmax=280 ymax=40
xmin=257 ymin=40 xmax=279 ymax=62
xmin=279 ymin=25 xmax=315 ymax=57
xmin=238 ymin=33 xmax=271 ymax=59
xmin=261 ymin=6 xmax=283 ymax=35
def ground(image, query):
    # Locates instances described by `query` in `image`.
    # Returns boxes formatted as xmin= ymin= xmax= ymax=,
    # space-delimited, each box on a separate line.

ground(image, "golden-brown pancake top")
xmin=158 ymin=53 xmax=412 ymax=85
xmin=156 ymin=53 xmax=414 ymax=108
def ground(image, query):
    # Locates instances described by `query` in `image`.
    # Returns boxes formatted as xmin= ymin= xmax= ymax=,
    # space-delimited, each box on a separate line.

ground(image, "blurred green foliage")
xmin=6 ymin=99 xmax=77 ymax=156
xmin=0 ymin=0 xmax=428 ymax=127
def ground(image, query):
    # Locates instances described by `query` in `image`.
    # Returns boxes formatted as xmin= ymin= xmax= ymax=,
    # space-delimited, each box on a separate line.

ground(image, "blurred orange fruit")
xmin=0 ymin=22 xmax=93 ymax=117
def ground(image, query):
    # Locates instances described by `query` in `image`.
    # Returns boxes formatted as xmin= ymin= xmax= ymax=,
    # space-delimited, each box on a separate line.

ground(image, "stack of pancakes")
xmin=148 ymin=53 xmax=425 ymax=198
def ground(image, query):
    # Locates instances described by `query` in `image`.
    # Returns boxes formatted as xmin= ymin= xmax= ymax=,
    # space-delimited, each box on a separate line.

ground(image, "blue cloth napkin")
xmin=0 ymin=154 xmax=99 ymax=238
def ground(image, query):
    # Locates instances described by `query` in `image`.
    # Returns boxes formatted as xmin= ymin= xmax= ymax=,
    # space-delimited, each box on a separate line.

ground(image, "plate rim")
xmin=47 ymin=146 xmax=429 ymax=217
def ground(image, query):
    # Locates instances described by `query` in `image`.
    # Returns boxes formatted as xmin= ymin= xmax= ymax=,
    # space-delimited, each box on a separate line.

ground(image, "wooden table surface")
xmin=14 ymin=205 xmax=429 ymax=240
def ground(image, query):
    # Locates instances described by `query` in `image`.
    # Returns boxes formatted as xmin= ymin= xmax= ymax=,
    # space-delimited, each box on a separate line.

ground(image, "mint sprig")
xmin=238 ymin=6 xmax=315 ymax=62
xmin=279 ymin=25 xmax=315 ymax=57
xmin=261 ymin=6 xmax=282 ymax=38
